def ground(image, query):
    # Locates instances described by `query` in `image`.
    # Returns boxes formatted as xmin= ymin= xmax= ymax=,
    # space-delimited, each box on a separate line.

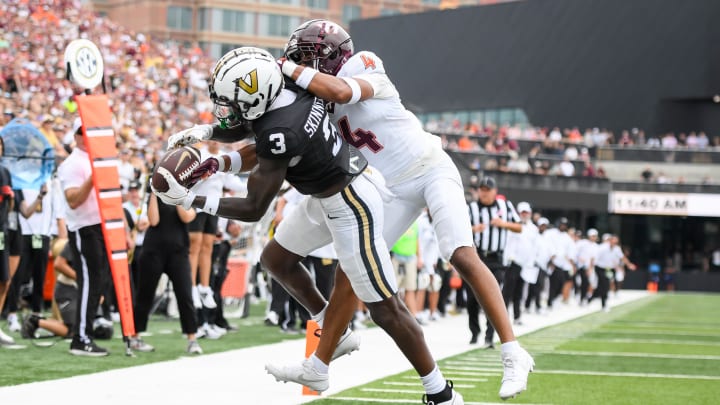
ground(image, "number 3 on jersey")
xmin=337 ymin=116 xmax=383 ymax=153
xmin=269 ymin=133 xmax=286 ymax=154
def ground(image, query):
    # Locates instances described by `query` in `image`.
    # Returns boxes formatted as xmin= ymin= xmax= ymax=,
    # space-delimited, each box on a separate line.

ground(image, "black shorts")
xmin=7 ymin=228 xmax=22 ymax=256
xmin=55 ymin=282 xmax=78 ymax=330
xmin=188 ymin=211 xmax=218 ymax=234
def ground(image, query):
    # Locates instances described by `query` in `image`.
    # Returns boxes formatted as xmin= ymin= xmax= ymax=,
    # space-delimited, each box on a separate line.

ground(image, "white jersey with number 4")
xmin=333 ymin=51 xmax=473 ymax=260
xmin=334 ymin=51 xmax=443 ymax=187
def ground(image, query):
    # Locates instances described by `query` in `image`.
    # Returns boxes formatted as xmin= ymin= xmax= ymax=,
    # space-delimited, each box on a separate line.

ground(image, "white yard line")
xmin=535 ymin=369 xmax=720 ymax=380
xmin=547 ymin=350 xmax=720 ymax=360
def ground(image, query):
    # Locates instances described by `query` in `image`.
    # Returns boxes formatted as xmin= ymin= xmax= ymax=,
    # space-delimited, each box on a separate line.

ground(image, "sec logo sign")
xmin=64 ymin=39 xmax=104 ymax=90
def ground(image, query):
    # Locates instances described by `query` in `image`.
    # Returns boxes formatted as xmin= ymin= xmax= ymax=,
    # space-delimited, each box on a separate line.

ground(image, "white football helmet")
xmin=209 ymin=47 xmax=284 ymax=127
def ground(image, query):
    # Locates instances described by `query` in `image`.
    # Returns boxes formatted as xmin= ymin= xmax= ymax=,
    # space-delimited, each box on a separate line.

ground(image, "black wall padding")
xmin=350 ymin=0 xmax=720 ymax=134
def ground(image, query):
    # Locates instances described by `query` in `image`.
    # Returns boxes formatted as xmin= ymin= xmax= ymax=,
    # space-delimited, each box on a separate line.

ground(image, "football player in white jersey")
xmin=270 ymin=19 xmax=534 ymax=400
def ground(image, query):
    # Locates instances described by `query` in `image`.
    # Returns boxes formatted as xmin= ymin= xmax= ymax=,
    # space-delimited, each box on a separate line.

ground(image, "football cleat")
xmin=499 ymin=347 xmax=535 ymax=400
xmin=265 ymin=358 xmax=329 ymax=392
xmin=331 ymin=328 xmax=361 ymax=360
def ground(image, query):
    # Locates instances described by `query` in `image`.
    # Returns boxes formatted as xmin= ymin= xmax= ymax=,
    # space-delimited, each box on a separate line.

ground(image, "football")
xmin=151 ymin=145 xmax=202 ymax=193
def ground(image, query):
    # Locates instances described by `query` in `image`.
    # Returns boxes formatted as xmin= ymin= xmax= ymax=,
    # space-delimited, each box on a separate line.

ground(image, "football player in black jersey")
xmin=155 ymin=47 xmax=462 ymax=404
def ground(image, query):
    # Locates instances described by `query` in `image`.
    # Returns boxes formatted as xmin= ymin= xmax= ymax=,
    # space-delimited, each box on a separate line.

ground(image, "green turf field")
xmin=0 ymin=301 xmax=305 ymax=386
xmin=2 ymin=293 xmax=719 ymax=405
xmin=313 ymin=293 xmax=720 ymax=405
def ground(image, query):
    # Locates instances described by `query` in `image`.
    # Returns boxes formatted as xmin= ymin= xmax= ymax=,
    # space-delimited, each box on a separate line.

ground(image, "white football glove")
xmin=151 ymin=167 xmax=196 ymax=210
xmin=166 ymin=124 xmax=213 ymax=150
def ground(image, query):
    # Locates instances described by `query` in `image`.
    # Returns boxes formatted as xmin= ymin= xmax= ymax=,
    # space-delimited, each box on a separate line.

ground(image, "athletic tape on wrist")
xmin=341 ymin=77 xmax=362 ymax=104
xmin=295 ymin=67 xmax=318 ymax=89
xmin=202 ymin=195 xmax=219 ymax=216
xmin=281 ymin=60 xmax=298 ymax=78
xmin=182 ymin=191 xmax=196 ymax=210
xmin=215 ymin=156 xmax=226 ymax=172
xmin=228 ymin=151 xmax=243 ymax=173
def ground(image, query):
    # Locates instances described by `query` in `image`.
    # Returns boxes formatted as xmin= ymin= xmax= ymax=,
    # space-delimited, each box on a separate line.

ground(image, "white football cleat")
xmin=499 ymin=347 xmax=535 ymax=400
xmin=331 ymin=328 xmax=361 ymax=360
xmin=265 ymin=358 xmax=329 ymax=392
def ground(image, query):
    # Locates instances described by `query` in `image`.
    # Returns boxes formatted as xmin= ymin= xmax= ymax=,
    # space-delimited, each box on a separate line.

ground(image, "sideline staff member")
xmin=57 ymin=118 xmax=112 ymax=356
xmin=468 ymin=176 xmax=521 ymax=347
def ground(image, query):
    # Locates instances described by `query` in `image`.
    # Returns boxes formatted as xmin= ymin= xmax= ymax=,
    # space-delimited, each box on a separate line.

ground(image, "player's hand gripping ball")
xmin=151 ymin=145 xmax=202 ymax=192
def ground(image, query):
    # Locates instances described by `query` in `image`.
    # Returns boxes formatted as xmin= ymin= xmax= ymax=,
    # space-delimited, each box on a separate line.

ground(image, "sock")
xmin=311 ymin=303 xmax=328 ymax=328
xmin=309 ymin=353 xmax=329 ymax=374
xmin=420 ymin=365 xmax=448 ymax=395
xmin=501 ymin=340 xmax=521 ymax=353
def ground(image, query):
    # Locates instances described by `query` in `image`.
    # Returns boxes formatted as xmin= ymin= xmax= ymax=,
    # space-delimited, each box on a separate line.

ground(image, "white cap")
xmin=587 ymin=228 xmax=599 ymax=237
xmin=537 ymin=217 xmax=549 ymax=226
xmin=72 ymin=117 xmax=83 ymax=134
xmin=517 ymin=202 xmax=531 ymax=213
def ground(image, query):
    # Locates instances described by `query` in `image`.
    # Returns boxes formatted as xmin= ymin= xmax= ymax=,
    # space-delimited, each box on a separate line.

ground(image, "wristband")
xmin=281 ymin=60 xmax=298 ymax=78
xmin=340 ymin=77 xmax=362 ymax=104
xmin=202 ymin=195 xmax=220 ymax=216
xmin=215 ymin=156 xmax=226 ymax=172
xmin=295 ymin=67 xmax=318 ymax=89
xmin=182 ymin=190 xmax=196 ymax=211
xmin=228 ymin=151 xmax=243 ymax=173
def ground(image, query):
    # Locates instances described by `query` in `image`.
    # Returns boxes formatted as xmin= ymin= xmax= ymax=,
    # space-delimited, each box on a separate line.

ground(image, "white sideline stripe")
xmin=400 ymin=375 xmax=490 ymax=382
xmin=578 ymin=337 xmax=720 ymax=346
xmin=332 ymin=398 xmax=550 ymax=405
xmin=445 ymin=365 xmax=502 ymax=371
xmin=382 ymin=381 xmax=476 ymax=389
xmin=597 ymin=329 xmax=720 ymax=337
xmin=362 ymin=387 xmax=422 ymax=394
xmin=444 ymin=370 xmax=500 ymax=377
xmin=549 ymin=350 xmax=720 ymax=360
xmin=536 ymin=369 xmax=720 ymax=380
xmin=607 ymin=322 xmax=720 ymax=330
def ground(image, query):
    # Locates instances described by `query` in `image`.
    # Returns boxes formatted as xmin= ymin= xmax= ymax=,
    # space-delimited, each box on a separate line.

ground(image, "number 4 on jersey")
xmin=337 ymin=116 xmax=383 ymax=153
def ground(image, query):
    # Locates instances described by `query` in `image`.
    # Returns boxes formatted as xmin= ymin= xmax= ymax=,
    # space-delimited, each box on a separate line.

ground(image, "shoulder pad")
xmin=337 ymin=51 xmax=385 ymax=77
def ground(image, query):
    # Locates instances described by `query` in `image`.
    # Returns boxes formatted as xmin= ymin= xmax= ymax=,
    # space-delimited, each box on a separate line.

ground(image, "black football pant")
xmin=467 ymin=254 xmax=504 ymax=343
xmin=69 ymin=225 xmax=111 ymax=343
xmin=135 ymin=246 xmax=197 ymax=334
xmin=525 ymin=270 xmax=546 ymax=311
xmin=502 ymin=262 xmax=524 ymax=320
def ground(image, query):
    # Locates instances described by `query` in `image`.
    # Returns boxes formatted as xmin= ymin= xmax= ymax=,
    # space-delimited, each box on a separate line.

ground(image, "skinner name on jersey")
xmin=304 ymin=98 xmax=326 ymax=135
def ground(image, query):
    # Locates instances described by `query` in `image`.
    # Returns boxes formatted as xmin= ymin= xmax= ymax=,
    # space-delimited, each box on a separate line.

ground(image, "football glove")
xmin=187 ymin=157 xmax=220 ymax=186
xmin=151 ymin=167 xmax=196 ymax=210
xmin=166 ymin=125 xmax=213 ymax=150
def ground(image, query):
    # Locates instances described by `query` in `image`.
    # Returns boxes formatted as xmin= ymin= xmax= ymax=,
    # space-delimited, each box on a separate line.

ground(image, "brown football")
xmin=151 ymin=145 xmax=202 ymax=193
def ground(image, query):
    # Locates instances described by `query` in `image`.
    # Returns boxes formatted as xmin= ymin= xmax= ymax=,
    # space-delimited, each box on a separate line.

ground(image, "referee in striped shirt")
xmin=467 ymin=176 xmax=521 ymax=348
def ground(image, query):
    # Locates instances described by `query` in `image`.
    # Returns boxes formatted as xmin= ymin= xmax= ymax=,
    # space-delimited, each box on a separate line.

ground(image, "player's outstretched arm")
xmin=280 ymin=61 xmax=374 ymax=104
xmin=191 ymin=156 xmax=288 ymax=223
xmin=167 ymin=122 xmax=254 ymax=149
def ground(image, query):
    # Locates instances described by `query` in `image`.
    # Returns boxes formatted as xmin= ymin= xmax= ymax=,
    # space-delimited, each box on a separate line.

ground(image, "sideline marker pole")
xmin=302 ymin=320 xmax=321 ymax=396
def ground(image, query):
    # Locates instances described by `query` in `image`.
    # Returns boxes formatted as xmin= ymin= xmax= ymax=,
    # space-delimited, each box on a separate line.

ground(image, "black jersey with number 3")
xmin=253 ymin=81 xmax=367 ymax=195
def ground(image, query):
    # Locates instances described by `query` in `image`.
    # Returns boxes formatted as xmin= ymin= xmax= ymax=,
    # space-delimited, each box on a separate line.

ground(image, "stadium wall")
xmin=349 ymin=0 xmax=720 ymax=135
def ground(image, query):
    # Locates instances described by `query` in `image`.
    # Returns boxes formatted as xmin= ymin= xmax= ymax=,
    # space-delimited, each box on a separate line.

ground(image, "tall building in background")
xmin=87 ymin=0 xmax=508 ymax=58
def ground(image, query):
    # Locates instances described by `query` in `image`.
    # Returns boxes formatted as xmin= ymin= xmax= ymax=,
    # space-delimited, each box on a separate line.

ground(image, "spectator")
xmin=502 ymin=202 xmax=538 ymax=325
xmin=0 ymin=137 xmax=15 ymax=345
xmin=697 ymin=132 xmax=709 ymax=149
xmin=641 ymin=167 xmax=654 ymax=182
xmin=391 ymin=221 xmax=423 ymax=324
xmin=661 ymin=133 xmax=678 ymax=149
xmin=558 ymin=156 xmax=575 ymax=177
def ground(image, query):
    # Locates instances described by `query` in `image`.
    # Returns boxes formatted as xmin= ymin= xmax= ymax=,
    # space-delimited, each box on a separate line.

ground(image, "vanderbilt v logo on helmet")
xmin=209 ymin=47 xmax=284 ymax=125
xmin=236 ymin=69 xmax=258 ymax=95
